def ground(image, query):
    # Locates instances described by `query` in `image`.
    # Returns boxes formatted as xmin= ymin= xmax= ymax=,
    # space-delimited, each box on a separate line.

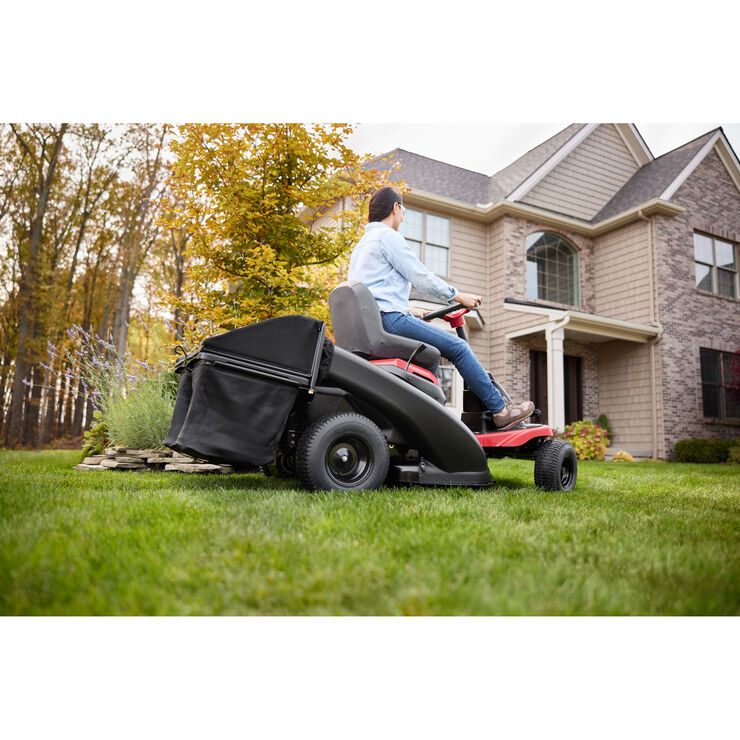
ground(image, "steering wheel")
xmin=422 ymin=303 xmax=470 ymax=329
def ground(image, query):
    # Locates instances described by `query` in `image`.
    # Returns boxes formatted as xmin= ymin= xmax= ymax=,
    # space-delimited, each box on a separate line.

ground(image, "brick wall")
xmin=655 ymin=148 xmax=740 ymax=457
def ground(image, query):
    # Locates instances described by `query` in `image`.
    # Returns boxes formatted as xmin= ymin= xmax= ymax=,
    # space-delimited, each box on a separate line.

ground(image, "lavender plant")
xmin=47 ymin=323 xmax=177 ymax=452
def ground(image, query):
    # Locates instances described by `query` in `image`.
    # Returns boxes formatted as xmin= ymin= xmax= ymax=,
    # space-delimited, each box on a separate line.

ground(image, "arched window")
xmin=526 ymin=232 xmax=579 ymax=306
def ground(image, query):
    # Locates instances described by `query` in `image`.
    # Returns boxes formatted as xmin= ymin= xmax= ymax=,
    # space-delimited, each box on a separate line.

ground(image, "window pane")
xmin=715 ymin=240 xmax=735 ymax=269
xmin=526 ymin=232 xmax=547 ymax=250
xmin=399 ymin=209 xmax=422 ymax=241
xmin=438 ymin=364 xmax=454 ymax=404
xmin=701 ymin=383 xmax=721 ymax=417
xmin=695 ymin=262 xmax=713 ymax=291
xmin=723 ymin=353 xmax=740 ymax=418
xmin=406 ymin=239 xmax=422 ymax=260
xmin=700 ymin=349 xmax=721 ymax=383
xmin=717 ymin=268 xmax=736 ymax=298
xmin=426 ymin=214 xmax=450 ymax=246
xmin=425 ymin=244 xmax=448 ymax=275
xmin=693 ymin=233 xmax=714 ymax=264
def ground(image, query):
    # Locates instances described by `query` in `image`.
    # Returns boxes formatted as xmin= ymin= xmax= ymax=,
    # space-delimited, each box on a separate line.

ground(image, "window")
xmin=694 ymin=232 xmax=737 ymax=298
xmin=399 ymin=208 xmax=450 ymax=276
xmin=700 ymin=348 xmax=740 ymax=419
xmin=526 ymin=232 xmax=579 ymax=306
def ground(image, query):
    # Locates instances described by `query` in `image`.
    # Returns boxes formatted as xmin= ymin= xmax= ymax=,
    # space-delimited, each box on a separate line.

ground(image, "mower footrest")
xmin=390 ymin=461 xmax=492 ymax=487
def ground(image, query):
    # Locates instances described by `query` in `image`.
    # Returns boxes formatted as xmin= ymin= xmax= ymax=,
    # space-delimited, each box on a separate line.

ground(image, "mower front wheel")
xmin=296 ymin=413 xmax=390 ymax=491
xmin=534 ymin=438 xmax=578 ymax=491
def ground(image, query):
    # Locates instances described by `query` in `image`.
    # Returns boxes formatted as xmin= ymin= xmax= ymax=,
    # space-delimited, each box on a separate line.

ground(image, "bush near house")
xmin=674 ymin=438 xmax=739 ymax=464
xmin=561 ymin=420 xmax=610 ymax=461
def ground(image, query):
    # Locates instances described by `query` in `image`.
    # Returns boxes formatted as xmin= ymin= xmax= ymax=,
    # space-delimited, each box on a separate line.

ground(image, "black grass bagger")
xmin=164 ymin=285 xmax=577 ymax=492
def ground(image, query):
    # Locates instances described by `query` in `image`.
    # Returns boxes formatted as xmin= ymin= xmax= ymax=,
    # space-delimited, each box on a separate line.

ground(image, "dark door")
xmin=530 ymin=350 xmax=582 ymax=425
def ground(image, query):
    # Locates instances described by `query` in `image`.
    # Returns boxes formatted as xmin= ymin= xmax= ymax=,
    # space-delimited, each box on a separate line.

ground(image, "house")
xmin=368 ymin=124 xmax=740 ymax=459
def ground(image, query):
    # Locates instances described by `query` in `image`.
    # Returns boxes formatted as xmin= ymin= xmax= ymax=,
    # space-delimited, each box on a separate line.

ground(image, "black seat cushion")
xmin=329 ymin=281 xmax=441 ymax=370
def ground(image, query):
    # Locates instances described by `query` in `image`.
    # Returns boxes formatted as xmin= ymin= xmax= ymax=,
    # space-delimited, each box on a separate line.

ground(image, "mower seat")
xmin=329 ymin=281 xmax=441 ymax=370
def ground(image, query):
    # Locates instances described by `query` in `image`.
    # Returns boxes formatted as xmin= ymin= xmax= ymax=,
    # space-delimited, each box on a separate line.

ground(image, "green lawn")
xmin=1 ymin=450 xmax=738 ymax=615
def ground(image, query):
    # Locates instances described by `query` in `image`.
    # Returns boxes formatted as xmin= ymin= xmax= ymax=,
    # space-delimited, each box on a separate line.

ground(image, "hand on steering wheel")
xmin=454 ymin=292 xmax=482 ymax=310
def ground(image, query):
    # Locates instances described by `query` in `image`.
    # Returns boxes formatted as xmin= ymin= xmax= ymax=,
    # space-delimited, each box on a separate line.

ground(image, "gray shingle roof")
xmin=592 ymin=129 xmax=719 ymax=222
xmin=365 ymin=125 xmax=724 ymax=224
xmin=366 ymin=148 xmax=490 ymax=204
xmin=486 ymin=124 xmax=586 ymax=202
xmin=364 ymin=125 xmax=587 ymax=206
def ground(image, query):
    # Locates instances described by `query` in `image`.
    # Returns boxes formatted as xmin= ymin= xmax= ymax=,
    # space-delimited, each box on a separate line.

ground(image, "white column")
xmin=546 ymin=325 xmax=566 ymax=431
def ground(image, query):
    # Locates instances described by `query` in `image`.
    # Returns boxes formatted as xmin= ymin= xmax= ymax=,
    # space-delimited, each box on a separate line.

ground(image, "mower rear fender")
xmin=326 ymin=346 xmax=491 ymax=481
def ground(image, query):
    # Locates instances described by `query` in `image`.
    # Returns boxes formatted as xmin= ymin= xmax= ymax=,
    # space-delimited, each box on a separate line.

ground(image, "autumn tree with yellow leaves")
xmin=165 ymin=123 xmax=400 ymax=338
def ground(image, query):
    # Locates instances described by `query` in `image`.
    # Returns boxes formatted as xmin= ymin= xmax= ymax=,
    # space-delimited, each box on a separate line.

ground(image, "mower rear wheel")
xmin=534 ymin=439 xmax=578 ymax=491
xmin=296 ymin=413 xmax=389 ymax=491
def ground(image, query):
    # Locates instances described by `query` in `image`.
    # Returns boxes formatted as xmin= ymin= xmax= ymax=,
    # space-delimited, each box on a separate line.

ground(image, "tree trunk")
xmin=6 ymin=124 xmax=68 ymax=448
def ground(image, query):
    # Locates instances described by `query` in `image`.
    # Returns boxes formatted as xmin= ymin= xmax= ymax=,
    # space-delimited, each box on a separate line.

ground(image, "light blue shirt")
xmin=348 ymin=222 xmax=457 ymax=314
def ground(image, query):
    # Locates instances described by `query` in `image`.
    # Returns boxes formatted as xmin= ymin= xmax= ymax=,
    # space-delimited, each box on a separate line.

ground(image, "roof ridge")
xmin=488 ymin=123 xmax=586 ymax=181
xmin=647 ymin=127 xmax=720 ymax=162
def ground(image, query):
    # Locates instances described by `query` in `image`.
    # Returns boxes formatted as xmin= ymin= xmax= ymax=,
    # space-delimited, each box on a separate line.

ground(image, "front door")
xmin=530 ymin=350 xmax=583 ymax=425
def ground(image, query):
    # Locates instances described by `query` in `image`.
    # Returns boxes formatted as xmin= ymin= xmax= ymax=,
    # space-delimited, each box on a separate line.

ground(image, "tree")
xmin=5 ymin=124 xmax=68 ymax=446
xmin=165 ymin=123 xmax=398 ymax=339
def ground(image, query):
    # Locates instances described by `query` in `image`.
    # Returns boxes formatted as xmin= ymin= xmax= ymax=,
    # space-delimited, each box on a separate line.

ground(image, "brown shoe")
xmin=491 ymin=401 xmax=535 ymax=431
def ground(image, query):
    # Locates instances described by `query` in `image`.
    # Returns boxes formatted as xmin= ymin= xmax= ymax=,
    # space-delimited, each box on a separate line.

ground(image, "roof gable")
xmin=516 ymin=124 xmax=645 ymax=220
xmin=592 ymin=128 xmax=740 ymax=222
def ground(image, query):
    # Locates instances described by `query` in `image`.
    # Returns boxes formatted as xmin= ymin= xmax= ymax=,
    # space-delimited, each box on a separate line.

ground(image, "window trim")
xmin=525 ymin=230 xmax=580 ymax=308
xmin=700 ymin=347 xmax=740 ymax=421
xmin=693 ymin=231 xmax=738 ymax=298
xmin=400 ymin=208 xmax=451 ymax=278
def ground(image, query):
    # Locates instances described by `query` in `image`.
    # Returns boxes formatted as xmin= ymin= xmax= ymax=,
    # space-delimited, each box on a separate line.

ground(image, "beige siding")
xmin=592 ymin=220 xmax=654 ymax=323
xmin=522 ymin=124 xmax=640 ymax=220
xmin=450 ymin=215 xmax=489 ymax=364
xmin=597 ymin=340 xmax=656 ymax=455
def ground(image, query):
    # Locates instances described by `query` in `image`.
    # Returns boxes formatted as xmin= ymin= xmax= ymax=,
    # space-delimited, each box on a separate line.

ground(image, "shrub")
xmin=729 ymin=443 xmax=740 ymax=464
xmin=561 ymin=420 xmax=609 ymax=460
xmin=105 ymin=373 xmax=177 ymax=450
xmin=47 ymin=323 xmax=181 ymax=454
xmin=81 ymin=410 xmax=108 ymax=458
xmin=596 ymin=413 xmax=613 ymax=439
xmin=674 ymin=438 xmax=738 ymax=463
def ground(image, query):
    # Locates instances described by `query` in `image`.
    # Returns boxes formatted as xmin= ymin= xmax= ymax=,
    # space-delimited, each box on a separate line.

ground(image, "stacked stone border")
xmin=75 ymin=448 xmax=233 ymax=474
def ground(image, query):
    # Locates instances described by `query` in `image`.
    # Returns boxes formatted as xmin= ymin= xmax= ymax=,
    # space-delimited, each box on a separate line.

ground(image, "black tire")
xmin=296 ymin=413 xmax=390 ymax=491
xmin=534 ymin=438 xmax=578 ymax=491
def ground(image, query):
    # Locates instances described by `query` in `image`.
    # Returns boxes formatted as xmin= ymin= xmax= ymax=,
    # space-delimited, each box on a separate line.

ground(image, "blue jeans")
xmin=380 ymin=311 xmax=506 ymax=413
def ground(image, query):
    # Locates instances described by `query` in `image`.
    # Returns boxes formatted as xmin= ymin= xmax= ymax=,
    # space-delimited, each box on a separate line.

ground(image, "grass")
xmin=1 ymin=450 xmax=738 ymax=615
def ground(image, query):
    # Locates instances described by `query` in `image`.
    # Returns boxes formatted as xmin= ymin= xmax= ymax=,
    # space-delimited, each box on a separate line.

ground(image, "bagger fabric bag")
xmin=164 ymin=315 xmax=330 ymax=466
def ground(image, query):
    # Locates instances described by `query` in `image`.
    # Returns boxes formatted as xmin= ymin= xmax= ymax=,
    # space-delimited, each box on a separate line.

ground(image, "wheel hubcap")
xmin=560 ymin=456 xmax=575 ymax=488
xmin=326 ymin=436 xmax=372 ymax=485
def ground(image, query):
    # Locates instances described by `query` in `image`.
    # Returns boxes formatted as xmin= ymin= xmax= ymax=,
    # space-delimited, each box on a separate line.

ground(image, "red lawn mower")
xmin=164 ymin=281 xmax=577 ymax=492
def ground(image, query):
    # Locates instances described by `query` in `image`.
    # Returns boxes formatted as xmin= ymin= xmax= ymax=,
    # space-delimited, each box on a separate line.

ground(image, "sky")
xmin=346 ymin=123 xmax=740 ymax=177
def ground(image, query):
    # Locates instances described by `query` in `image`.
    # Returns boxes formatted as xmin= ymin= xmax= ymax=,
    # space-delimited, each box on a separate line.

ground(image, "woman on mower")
xmin=348 ymin=186 xmax=534 ymax=431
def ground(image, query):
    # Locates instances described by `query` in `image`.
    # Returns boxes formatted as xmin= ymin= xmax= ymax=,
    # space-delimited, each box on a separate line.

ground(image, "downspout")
xmin=638 ymin=209 xmax=660 ymax=459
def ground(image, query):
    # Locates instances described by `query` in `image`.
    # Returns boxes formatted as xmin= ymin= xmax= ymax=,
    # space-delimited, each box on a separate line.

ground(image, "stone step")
xmin=100 ymin=459 xmax=146 ymax=470
xmin=125 ymin=448 xmax=171 ymax=457
xmin=75 ymin=464 xmax=105 ymax=471
xmin=165 ymin=463 xmax=233 ymax=474
xmin=83 ymin=455 xmax=110 ymax=464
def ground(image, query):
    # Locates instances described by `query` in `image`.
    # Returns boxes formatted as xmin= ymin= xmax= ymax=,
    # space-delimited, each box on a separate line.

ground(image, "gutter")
xmin=403 ymin=189 xmax=684 ymax=236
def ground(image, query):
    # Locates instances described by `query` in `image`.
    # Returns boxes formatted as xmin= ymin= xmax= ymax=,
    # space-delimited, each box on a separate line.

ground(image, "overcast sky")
xmin=346 ymin=123 xmax=740 ymax=177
